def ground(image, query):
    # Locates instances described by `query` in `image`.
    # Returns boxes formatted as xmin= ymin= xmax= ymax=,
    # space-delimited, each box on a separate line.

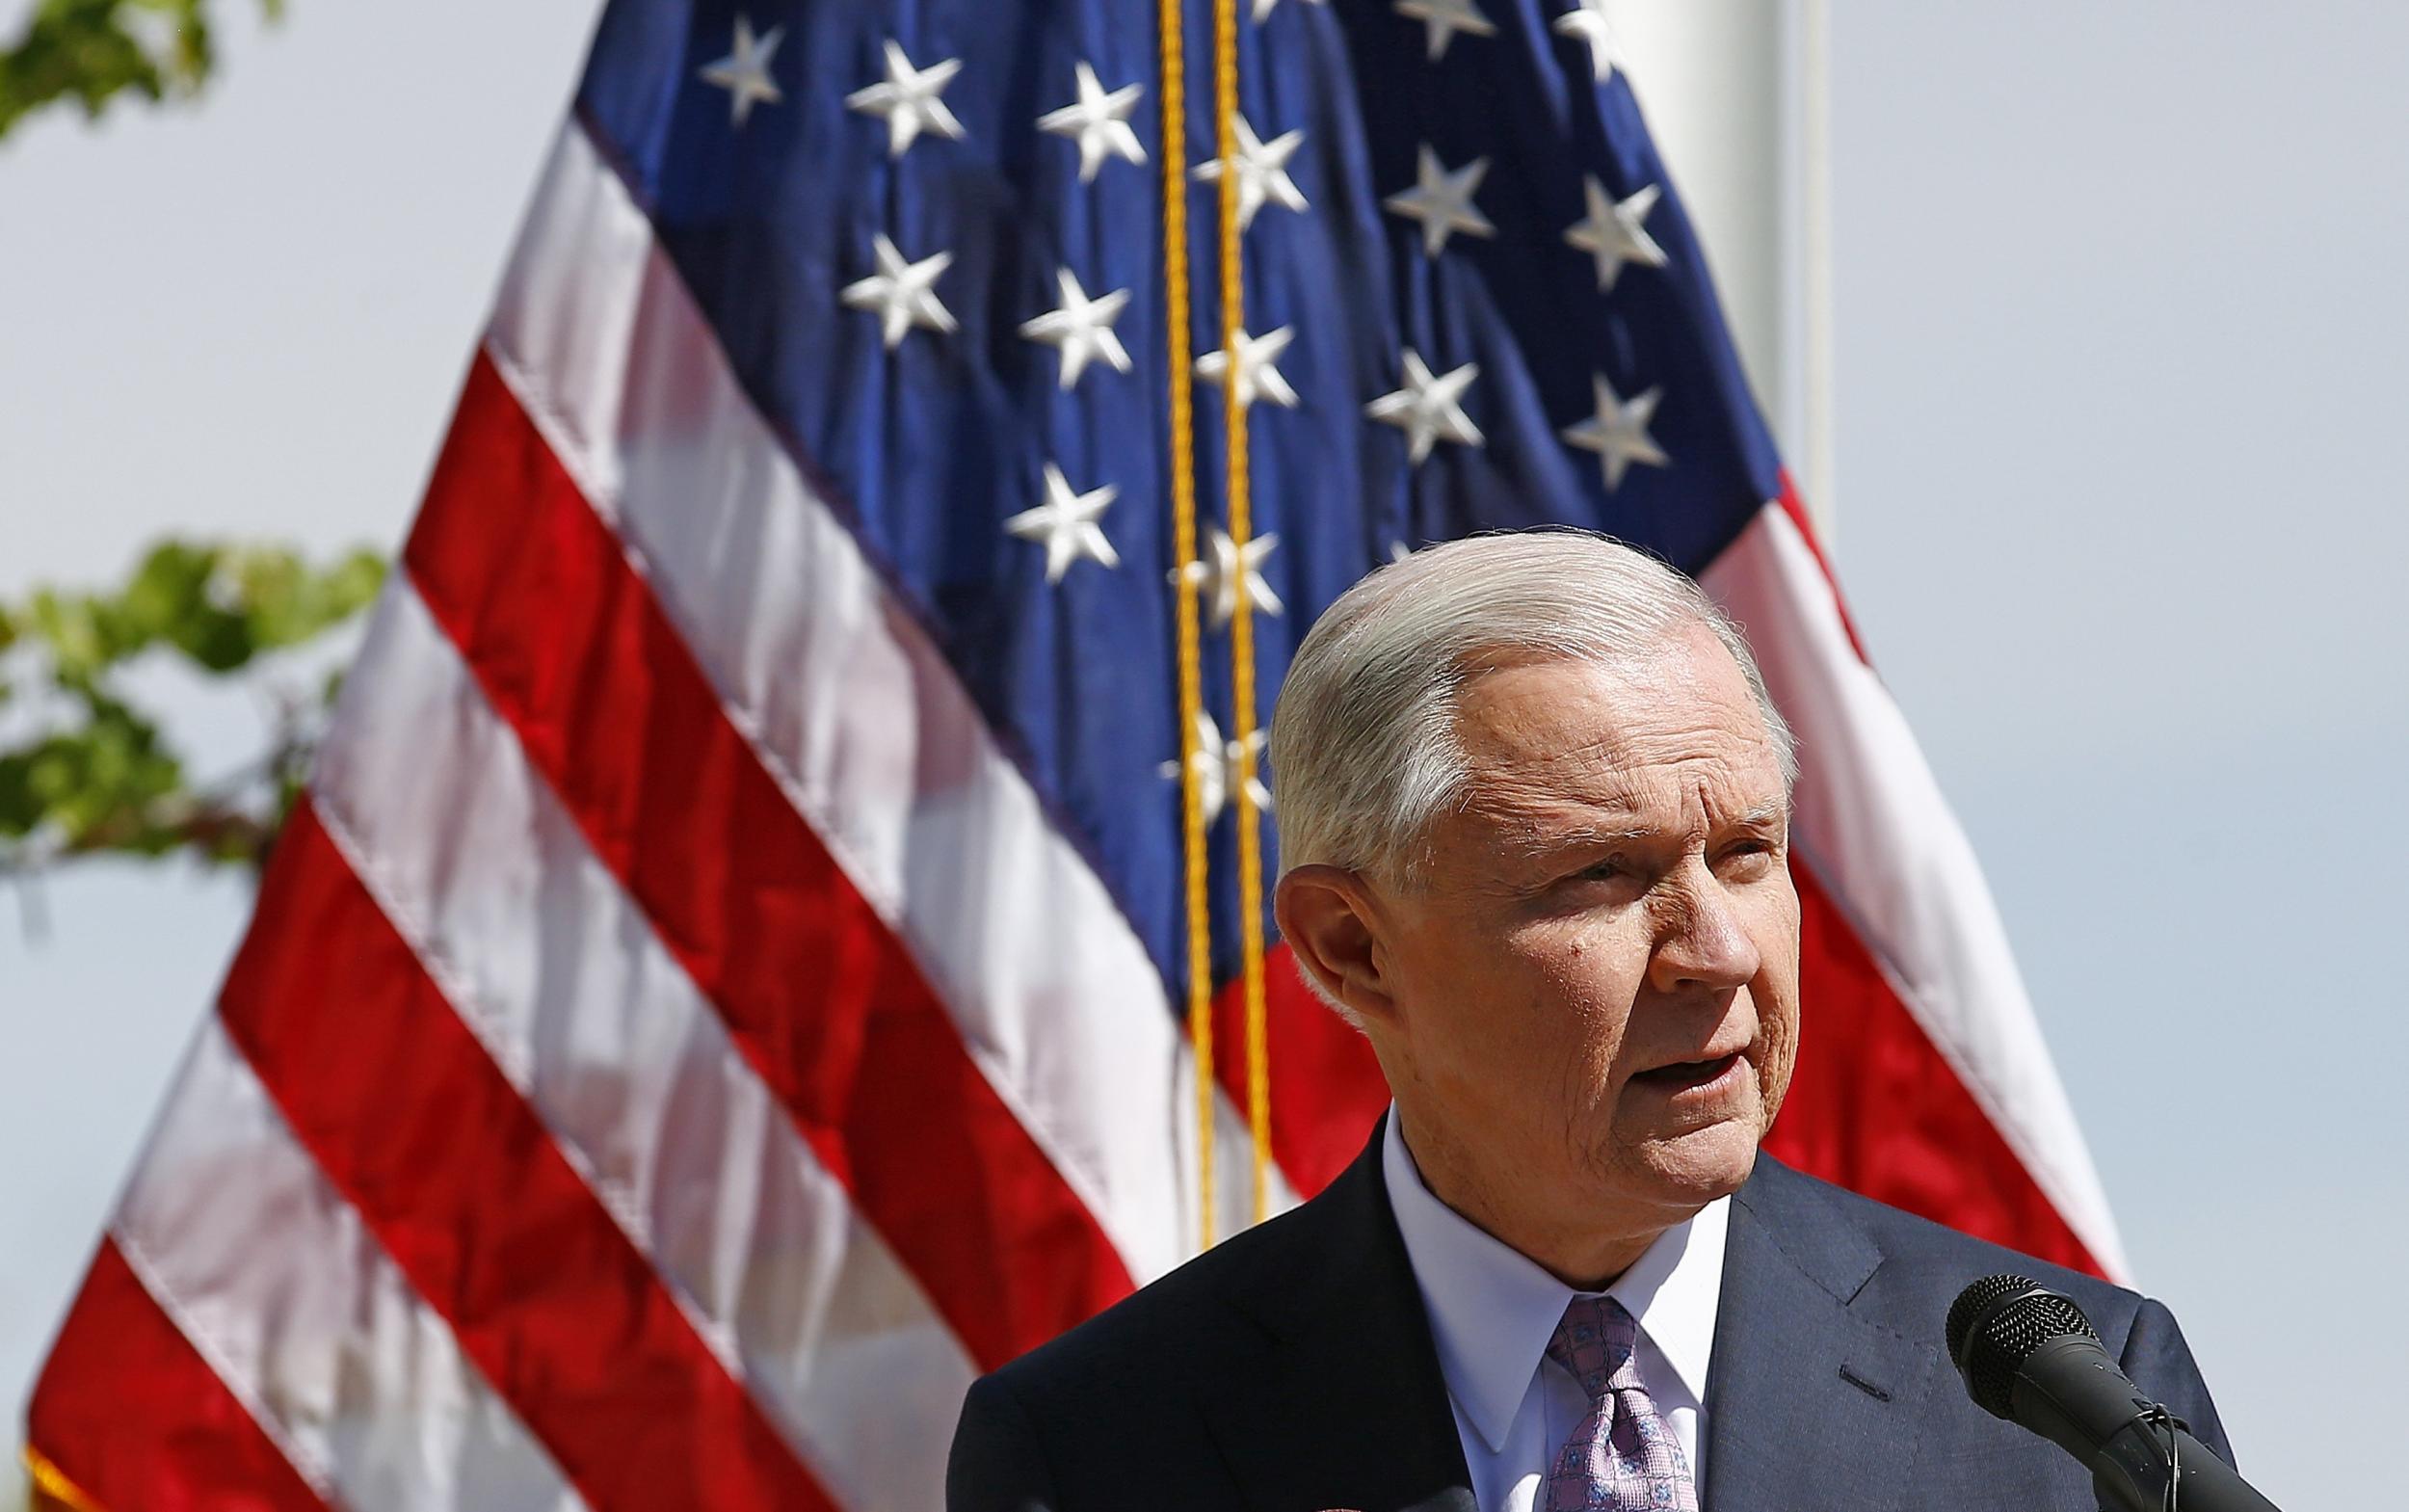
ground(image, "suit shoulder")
xmin=1743 ymin=1157 xmax=2148 ymax=1343
xmin=1739 ymin=1158 xmax=2234 ymax=1465
xmin=951 ymin=1155 xmax=1413 ymax=1508
xmin=981 ymin=1190 xmax=1323 ymax=1408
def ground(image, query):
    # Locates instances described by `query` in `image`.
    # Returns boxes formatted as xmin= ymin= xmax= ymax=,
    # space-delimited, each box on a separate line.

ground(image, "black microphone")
xmin=1946 ymin=1275 xmax=2280 ymax=1512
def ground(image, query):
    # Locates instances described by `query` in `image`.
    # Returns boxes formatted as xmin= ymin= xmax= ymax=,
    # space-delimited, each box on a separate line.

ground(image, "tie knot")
xmin=1545 ymin=1294 xmax=1644 ymax=1402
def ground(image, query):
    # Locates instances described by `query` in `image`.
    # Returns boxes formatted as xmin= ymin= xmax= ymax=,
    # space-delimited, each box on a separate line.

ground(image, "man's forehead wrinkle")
xmin=1456 ymin=703 xmax=1639 ymax=799
xmin=1462 ymin=683 xmax=1754 ymax=773
xmin=1457 ymin=751 xmax=1784 ymax=850
xmin=1458 ymin=749 xmax=1641 ymax=834
xmin=1466 ymin=730 xmax=1768 ymax=809
xmin=1459 ymin=783 xmax=1620 ymax=838
xmin=1446 ymin=781 xmax=1636 ymax=876
xmin=1444 ymin=647 xmax=1788 ymax=858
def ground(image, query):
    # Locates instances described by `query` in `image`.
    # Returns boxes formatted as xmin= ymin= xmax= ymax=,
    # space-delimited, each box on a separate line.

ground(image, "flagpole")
xmin=1782 ymin=0 xmax=1836 ymax=540
xmin=1608 ymin=0 xmax=1835 ymax=542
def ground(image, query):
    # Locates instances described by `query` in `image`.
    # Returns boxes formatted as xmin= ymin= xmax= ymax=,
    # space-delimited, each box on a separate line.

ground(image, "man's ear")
xmin=1274 ymin=863 xmax=1400 ymax=1029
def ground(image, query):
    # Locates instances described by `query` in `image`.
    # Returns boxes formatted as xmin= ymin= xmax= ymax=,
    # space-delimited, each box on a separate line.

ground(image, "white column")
xmin=1605 ymin=0 xmax=1835 ymax=541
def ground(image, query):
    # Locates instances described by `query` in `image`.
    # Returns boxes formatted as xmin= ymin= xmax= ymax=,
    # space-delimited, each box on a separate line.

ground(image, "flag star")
xmin=1004 ymin=464 xmax=1122 ymax=582
xmin=1564 ymin=177 xmax=1668 ymax=291
xmin=1195 ymin=326 xmax=1300 ymax=411
xmin=1252 ymin=0 xmax=1327 ymax=18
xmin=841 ymin=234 xmax=957 ymax=348
xmin=1038 ymin=61 xmax=1147 ymax=182
xmin=845 ymin=40 xmax=966 ymax=158
xmin=1394 ymin=0 xmax=1496 ymax=60
xmin=1019 ymin=269 xmax=1133 ymax=389
xmin=1561 ymin=373 xmax=1669 ymax=490
xmin=1383 ymin=146 xmax=1496 ymax=257
xmin=1171 ymin=528 xmax=1284 ymax=627
xmin=1364 ymin=349 xmax=1483 ymax=464
xmin=699 ymin=14 xmax=785 ymax=128
xmin=1553 ymin=0 xmax=1624 ymax=81
xmin=1190 ymin=115 xmax=1309 ymax=230
xmin=1388 ymin=539 xmax=1415 ymax=564
xmin=1159 ymin=710 xmax=1272 ymax=825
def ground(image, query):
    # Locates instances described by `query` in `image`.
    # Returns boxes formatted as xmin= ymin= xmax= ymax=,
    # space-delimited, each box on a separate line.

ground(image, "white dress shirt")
xmin=1382 ymin=1109 xmax=1729 ymax=1512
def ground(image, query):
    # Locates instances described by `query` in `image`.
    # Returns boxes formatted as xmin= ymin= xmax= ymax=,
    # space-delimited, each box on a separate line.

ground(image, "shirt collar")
xmin=1381 ymin=1106 xmax=1729 ymax=1453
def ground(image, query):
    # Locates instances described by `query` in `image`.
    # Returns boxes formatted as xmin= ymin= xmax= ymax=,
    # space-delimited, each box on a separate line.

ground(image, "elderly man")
xmin=948 ymin=532 xmax=2228 ymax=1511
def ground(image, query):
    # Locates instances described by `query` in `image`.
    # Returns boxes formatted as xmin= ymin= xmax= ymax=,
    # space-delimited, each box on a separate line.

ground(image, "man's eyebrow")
xmin=1526 ymin=801 xmax=1787 ymax=851
xmin=1524 ymin=819 xmax=1655 ymax=850
xmin=1730 ymin=801 xmax=1788 ymax=829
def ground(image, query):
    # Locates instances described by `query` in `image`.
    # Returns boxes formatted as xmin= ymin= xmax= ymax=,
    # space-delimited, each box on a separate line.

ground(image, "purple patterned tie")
xmin=1542 ymin=1295 xmax=1701 ymax=1512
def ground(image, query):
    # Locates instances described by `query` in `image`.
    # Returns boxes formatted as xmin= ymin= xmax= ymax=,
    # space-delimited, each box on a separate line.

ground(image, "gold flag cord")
xmin=1157 ymin=0 xmax=1220 ymax=1249
xmin=1207 ymin=0 xmax=1276 ymax=1226
xmin=23 ymin=1446 xmax=105 ymax=1512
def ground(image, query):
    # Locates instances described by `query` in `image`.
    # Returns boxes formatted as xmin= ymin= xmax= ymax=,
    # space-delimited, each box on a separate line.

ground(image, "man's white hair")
xmin=1269 ymin=531 xmax=1796 ymax=885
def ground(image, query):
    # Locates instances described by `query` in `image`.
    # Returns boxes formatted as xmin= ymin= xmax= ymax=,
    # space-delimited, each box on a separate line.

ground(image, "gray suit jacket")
xmin=948 ymin=1120 xmax=2230 ymax=1511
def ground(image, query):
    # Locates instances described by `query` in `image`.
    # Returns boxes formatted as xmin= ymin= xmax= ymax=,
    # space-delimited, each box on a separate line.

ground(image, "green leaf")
xmin=0 ymin=532 xmax=382 ymax=874
xmin=0 ymin=696 xmax=182 ymax=846
xmin=0 ymin=0 xmax=282 ymax=141
xmin=26 ymin=588 xmax=112 ymax=680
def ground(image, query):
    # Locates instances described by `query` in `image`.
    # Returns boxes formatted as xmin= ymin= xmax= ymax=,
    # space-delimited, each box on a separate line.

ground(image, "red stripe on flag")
xmin=1767 ymin=860 xmax=2105 ymax=1277
xmin=1771 ymin=474 xmax=1869 ymax=663
xmin=1209 ymin=944 xmax=1389 ymax=1199
xmin=219 ymin=801 xmax=838 ymax=1512
xmin=403 ymin=353 xmax=1134 ymax=1367
xmin=28 ymin=1238 xmax=327 ymax=1512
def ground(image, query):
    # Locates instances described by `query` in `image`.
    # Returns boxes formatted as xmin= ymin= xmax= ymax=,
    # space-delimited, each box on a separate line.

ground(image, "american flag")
xmin=26 ymin=1 xmax=2124 ymax=1508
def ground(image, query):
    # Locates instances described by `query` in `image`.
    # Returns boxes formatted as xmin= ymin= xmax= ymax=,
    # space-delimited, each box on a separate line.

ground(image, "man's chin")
xmin=1616 ymin=1118 xmax=1762 ymax=1208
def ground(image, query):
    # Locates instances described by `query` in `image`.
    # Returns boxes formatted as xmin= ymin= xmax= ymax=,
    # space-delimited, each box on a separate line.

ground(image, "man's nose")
xmin=1647 ymin=864 xmax=1761 ymax=994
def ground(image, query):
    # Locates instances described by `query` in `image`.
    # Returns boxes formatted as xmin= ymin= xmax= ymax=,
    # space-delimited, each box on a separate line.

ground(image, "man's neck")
xmin=1394 ymin=1106 xmax=1687 ymax=1291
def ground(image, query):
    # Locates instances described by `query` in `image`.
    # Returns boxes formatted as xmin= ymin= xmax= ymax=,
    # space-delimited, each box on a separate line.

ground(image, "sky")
xmin=3 ymin=2 xmax=2401 ymax=1506
xmin=1825 ymin=4 xmax=2409 ymax=1501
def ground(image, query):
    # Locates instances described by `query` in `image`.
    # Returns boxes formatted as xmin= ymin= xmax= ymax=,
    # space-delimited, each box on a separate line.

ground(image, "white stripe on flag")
xmin=484 ymin=121 xmax=1295 ymax=1277
xmin=313 ymin=579 xmax=974 ymax=1511
xmin=115 ymin=1018 xmax=585 ymax=1512
xmin=1701 ymin=504 xmax=2127 ymax=1277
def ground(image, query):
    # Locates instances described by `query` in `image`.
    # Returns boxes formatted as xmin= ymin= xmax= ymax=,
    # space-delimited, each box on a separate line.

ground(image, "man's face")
xmin=1369 ymin=630 xmax=1801 ymax=1233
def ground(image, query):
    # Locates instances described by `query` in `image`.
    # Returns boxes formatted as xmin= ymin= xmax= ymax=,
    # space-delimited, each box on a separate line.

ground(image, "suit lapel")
xmin=1204 ymin=1120 xmax=1476 ymax=1512
xmin=1701 ymin=1157 xmax=1940 ymax=1512
xmin=1202 ymin=1136 xmax=1942 ymax=1512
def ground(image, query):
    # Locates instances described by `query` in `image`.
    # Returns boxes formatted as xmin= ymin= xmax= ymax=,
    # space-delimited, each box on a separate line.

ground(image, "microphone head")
xmin=1946 ymin=1274 xmax=2102 ymax=1419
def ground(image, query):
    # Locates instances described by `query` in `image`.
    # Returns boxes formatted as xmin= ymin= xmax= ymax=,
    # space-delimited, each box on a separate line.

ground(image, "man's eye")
xmin=1717 ymin=840 xmax=1777 ymax=872
xmin=1578 ymin=857 xmax=1627 ymax=882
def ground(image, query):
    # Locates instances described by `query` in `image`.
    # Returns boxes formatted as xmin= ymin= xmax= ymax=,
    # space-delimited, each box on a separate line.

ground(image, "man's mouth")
xmin=1630 ymin=1051 xmax=1745 ymax=1095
